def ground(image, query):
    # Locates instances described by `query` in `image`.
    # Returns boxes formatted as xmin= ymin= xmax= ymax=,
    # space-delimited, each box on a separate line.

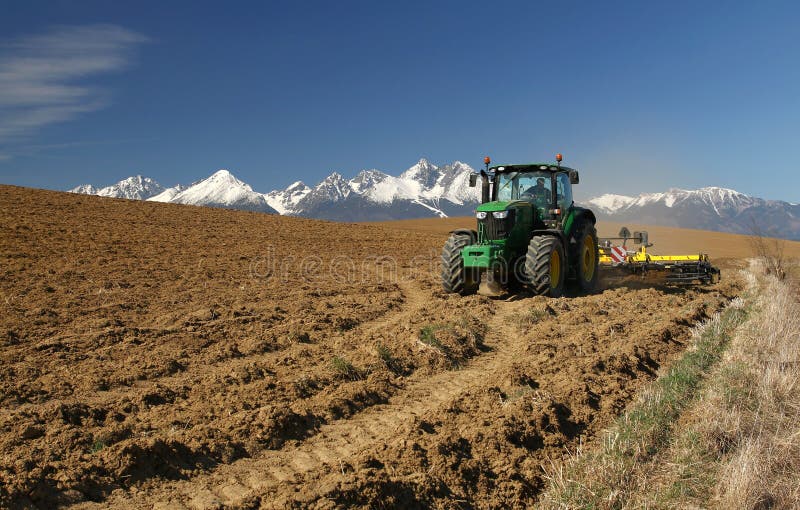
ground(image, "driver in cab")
xmin=522 ymin=177 xmax=551 ymax=204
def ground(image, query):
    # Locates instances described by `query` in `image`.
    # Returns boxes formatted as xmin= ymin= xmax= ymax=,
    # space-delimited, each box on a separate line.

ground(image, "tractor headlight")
xmin=476 ymin=211 xmax=487 ymax=219
xmin=492 ymin=210 xmax=509 ymax=219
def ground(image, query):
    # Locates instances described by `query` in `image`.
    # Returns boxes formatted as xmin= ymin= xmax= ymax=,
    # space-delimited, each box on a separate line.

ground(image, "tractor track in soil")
xmin=91 ymin=285 xmax=528 ymax=508
xmin=0 ymin=185 xmax=749 ymax=508
xmin=86 ymin=282 xmax=737 ymax=509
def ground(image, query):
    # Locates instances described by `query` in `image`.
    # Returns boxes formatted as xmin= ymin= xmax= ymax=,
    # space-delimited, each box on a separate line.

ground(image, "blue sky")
xmin=0 ymin=1 xmax=798 ymax=201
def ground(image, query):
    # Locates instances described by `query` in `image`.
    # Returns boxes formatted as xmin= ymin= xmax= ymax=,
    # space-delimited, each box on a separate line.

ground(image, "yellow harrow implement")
xmin=598 ymin=227 xmax=721 ymax=285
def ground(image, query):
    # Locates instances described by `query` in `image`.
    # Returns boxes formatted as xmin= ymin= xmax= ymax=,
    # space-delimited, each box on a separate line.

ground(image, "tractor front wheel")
xmin=441 ymin=234 xmax=478 ymax=295
xmin=525 ymin=235 xmax=566 ymax=297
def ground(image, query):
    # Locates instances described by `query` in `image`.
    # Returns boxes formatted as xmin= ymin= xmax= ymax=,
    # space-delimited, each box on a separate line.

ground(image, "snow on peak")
xmin=312 ymin=172 xmax=351 ymax=201
xmin=286 ymin=181 xmax=308 ymax=191
xmin=69 ymin=175 xmax=164 ymax=200
xmin=264 ymin=180 xmax=312 ymax=214
xmin=98 ymin=175 xmax=164 ymax=200
xmin=633 ymin=187 xmax=753 ymax=210
xmin=205 ymin=169 xmax=242 ymax=185
xmin=164 ymin=169 xmax=275 ymax=212
xmin=400 ymin=158 xmax=440 ymax=188
xmin=147 ymin=185 xmax=186 ymax=203
xmin=693 ymin=186 xmax=747 ymax=201
xmin=587 ymin=193 xmax=636 ymax=213
xmin=587 ymin=187 xmax=757 ymax=215
xmin=319 ymin=171 xmax=347 ymax=187
xmin=349 ymin=169 xmax=390 ymax=194
xmin=430 ymin=161 xmax=478 ymax=204
xmin=69 ymin=184 xmax=98 ymax=195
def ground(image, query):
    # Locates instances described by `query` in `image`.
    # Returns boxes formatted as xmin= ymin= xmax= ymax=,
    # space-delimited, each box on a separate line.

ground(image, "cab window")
xmin=556 ymin=173 xmax=573 ymax=210
xmin=496 ymin=171 xmax=552 ymax=204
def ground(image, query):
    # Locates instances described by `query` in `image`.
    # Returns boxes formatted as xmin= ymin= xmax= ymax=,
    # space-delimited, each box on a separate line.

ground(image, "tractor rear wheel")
xmin=525 ymin=235 xmax=566 ymax=297
xmin=576 ymin=224 xmax=600 ymax=292
xmin=441 ymin=234 xmax=478 ymax=295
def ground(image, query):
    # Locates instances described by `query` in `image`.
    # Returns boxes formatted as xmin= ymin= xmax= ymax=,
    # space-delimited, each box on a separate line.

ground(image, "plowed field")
xmin=2 ymin=185 xmax=775 ymax=508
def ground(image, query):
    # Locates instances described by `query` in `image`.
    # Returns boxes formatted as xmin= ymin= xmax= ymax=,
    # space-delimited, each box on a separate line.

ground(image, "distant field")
xmin=375 ymin=216 xmax=800 ymax=265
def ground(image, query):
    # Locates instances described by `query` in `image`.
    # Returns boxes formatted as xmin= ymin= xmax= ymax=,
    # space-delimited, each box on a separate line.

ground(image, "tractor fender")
xmin=571 ymin=207 xmax=597 ymax=227
xmin=531 ymin=229 xmax=567 ymax=246
xmin=449 ymin=228 xmax=478 ymax=244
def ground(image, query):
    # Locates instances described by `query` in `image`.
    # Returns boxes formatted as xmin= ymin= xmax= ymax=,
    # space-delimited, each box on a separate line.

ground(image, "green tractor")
xmin=441 ymin=154 xmax=599 ymax=297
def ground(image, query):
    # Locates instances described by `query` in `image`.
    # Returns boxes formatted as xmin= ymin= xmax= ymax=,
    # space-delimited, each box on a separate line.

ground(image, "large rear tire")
xmin=576 ymin=224 xmax=600 ymax=292
xmin=441 ymin=234 xmax=478 ymax=295
xmin=525 ymin=236 xmax=566 ymax=297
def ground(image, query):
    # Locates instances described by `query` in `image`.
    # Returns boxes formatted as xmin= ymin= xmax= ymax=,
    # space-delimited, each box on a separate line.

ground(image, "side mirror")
xmin=633 ymin=231 xmax=649 ymax=245
xmin=469 ymin=174 xmax=478 ymax=187
xmin=569 ymin=170 xmax=579 ymax=184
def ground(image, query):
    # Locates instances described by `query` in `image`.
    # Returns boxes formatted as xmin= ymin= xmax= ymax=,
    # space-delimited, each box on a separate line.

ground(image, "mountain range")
xmin=68 ymin=160 xmax=800 ymax=240
xmin=587 ymin=188 xmax=800 ymax=239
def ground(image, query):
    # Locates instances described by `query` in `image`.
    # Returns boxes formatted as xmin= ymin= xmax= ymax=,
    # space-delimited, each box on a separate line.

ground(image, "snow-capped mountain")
xmin=147 ymin=170 xmax=277 ymax=213
xmin=585 ymin=187 xmax=800 ymax=239
xmin=287 ymin=159 xmax=480 ymax=221
xmin=68 ymin=159 xmax=478 ymax=220
xmin=263 ymin=181 xmax=311 ymax=215
xmin=586 ymin=193 xmax=637 ymax=214
xmin=69 ymin=175 xmax=164 ymax=200
xmin=305 ymin=172 xmax=352 ymax=204
xmin=148 ymin=184 xmax=186 ymax=203
xmin=587 ymin=187 xmax=756 ymax=214
xmin=67 ymin=162 xmax=799 ymax=239
xmin=70 ymin=184 xmax=98 ymax=195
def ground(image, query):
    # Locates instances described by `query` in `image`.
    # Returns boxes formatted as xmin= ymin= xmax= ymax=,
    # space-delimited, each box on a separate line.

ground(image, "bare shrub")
xmin=747 ymin=216 xmax=787 ymax=280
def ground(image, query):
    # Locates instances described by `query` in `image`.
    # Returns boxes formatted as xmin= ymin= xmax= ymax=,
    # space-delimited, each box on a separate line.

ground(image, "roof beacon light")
xmin=484 ymin=156 xmax=491 ymax=171
xmin=556 ymin=153 xmax=563 ymax=163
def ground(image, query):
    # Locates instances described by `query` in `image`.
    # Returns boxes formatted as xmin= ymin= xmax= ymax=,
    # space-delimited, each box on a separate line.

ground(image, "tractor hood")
xmin=475 ymin=200 xmax=528 ymax=212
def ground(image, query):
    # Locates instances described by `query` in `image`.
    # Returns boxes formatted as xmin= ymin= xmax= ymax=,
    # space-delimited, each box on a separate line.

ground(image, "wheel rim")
xmin=582 ymin=235 xmax=596 ymax=282
xmin=550 ymin=248 xmax=561 ymax=289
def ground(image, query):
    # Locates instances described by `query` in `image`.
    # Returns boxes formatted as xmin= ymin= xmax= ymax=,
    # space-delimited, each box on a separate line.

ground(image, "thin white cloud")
xmin=0 ymin=24 xmax=148 ymax=146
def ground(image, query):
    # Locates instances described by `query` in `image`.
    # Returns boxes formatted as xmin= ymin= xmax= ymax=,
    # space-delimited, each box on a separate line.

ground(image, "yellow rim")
xmin=550 ymin=248 xmax=561 ymax=289
xmin=582 ymin=236 xmax=596 ymax=281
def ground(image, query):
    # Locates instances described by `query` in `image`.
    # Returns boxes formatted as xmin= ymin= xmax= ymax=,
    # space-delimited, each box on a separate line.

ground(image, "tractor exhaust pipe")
xmin=481 ymin=155 xmax=491 ymax=204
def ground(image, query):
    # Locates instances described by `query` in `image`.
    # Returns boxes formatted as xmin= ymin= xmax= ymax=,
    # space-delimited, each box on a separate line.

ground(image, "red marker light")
xmin=556 ymin=153 xmax=563 ymax=162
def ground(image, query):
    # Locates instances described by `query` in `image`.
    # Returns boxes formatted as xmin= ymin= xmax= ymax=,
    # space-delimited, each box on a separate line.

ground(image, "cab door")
xmin=556 ymin=172 xmax=573 ymax=212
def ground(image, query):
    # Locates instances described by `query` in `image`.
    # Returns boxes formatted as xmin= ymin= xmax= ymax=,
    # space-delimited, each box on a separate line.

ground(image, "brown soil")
xmin=0 ymin=186 xmax=751 ymax=508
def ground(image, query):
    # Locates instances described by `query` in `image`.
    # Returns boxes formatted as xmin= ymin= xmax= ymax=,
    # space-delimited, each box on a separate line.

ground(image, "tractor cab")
xmin=489 ymin=163 xmax=578 ymax=226
xmin=446 ymin=154 xmax=597 ymax=297
xmin=467 ymin=156 xmax=581 ymax=239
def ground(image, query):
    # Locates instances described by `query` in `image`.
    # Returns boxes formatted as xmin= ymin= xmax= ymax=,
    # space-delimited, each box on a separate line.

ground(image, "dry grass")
xmin=538 ymin=300 xmax=748 ymax=508
xmin=538 ymin=259 xmax=800 ymax=509
xmin=708 ymin=259 xmax=800 ymax=508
